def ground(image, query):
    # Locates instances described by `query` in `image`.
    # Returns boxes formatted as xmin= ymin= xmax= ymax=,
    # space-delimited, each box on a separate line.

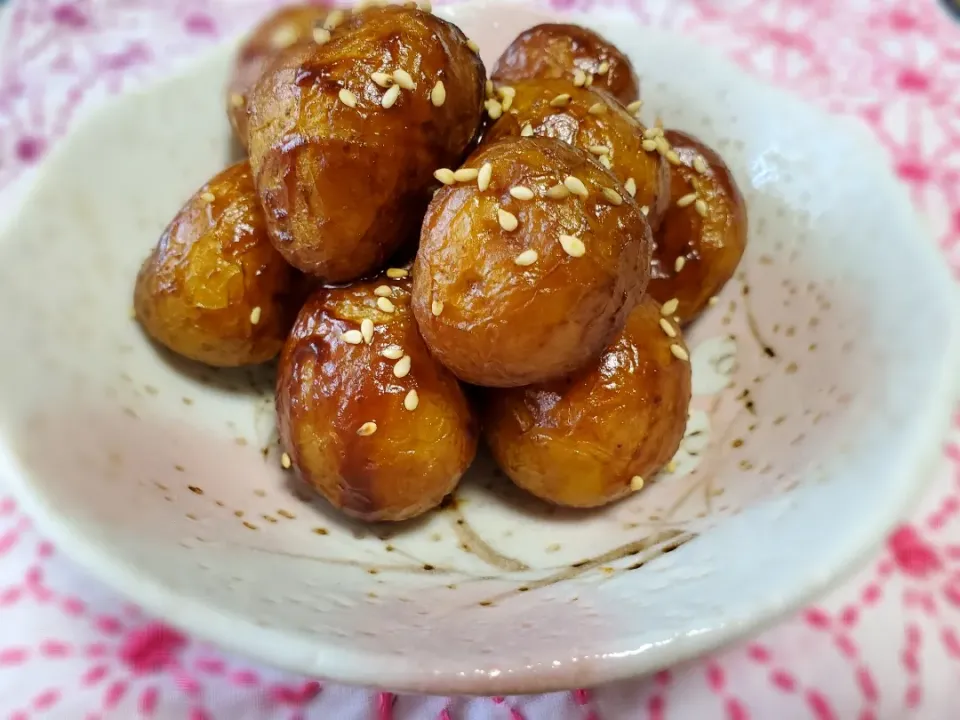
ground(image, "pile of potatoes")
xmin=134 ymin=2 xmax=747 ymax=522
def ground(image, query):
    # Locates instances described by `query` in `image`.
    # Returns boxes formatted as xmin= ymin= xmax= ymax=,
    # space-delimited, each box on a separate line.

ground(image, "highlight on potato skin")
xmin=134 ymin=161 xmax=299 ymax=367
xmin=276 ymin=275 xmax=479 ymax=523
xmin=247 ymin=5 xmax=486 ymax=282
xmin=226 ymin=3 xmax=334 ymax=150
xmin=492 ymin=23 xmax=640 ymax=106
xmin=483 ymin=78 xmax=671 ymax=230
xmin=647 ymin=129 xmax=748 ymax=325
xmin=483 ymin=295 xmax=692 ymax=508
xmin=412 ymin=136 xmax=652 ymax=388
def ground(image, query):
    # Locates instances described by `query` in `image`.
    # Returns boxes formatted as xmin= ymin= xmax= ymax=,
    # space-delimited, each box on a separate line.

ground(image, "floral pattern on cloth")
xmin=1 ymin=0 xmax=960 ymax=717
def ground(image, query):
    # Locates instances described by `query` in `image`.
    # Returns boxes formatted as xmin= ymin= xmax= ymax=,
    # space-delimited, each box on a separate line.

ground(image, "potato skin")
xmin=247 ymin=5 xmax=485 ymax=281
xmin=492 ymin=23 xmax=639 ymax=105
xmin=226 ymin=3 xmax=333 ymax=150
xmin=647 ymin=130 xmax=748 ymax=324
xmin=277 ymin=275 xmax=478 ymax=522
xmin=484 ymin=79 xmax=670 ymax=230
xmin=134 ymin=161 xmax=299 ymax=367
xmin=412 ymin=136 xmax=651 ymax=388
xmin=484 ymin=296 xmax=691 ymax=508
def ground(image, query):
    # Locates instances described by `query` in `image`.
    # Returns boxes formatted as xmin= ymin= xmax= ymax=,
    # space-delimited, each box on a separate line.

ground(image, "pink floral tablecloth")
xmin=2 ymin=0 xmax=960 ymax=717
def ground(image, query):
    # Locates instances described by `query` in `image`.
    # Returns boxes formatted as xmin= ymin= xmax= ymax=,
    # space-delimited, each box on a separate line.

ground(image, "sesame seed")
xmin=382 ymin=345 xmax=404 ymax=360
xmin=404 ymin=389 xmax=420 ymax=411
xmin=643 ymin=127 xmax=663 ymax=139
xmin=371 ymin=71 xmax=394 ymax=87
xmin=509 ymin=186 xmax=535 ymax=200
xmin=431 ymin=80 xmax=446 ymax=106
xmin=546 ymin=183 xmax=570 ymax=199
xmin=501 ymin=94 xmax=513 ymax=111
xmin=585 ymin=74 xmax=593 ymax=87
xmin=587 ymin=102 xmax=607 ymax=115
xmin=695 ymin=199 xmax=709 ymax=217
xmin=588 ymin=144 xmax=611 ymax=156
xmin=386 ymin=267 xmax=408 ymax=279
xmin=661 ymin=298 xmax=679 ymax=316
xmin=497 ymin=208 xmax=518 ymax=231
xmin=670 ymin=344 xmax=690 ymax=361
xmin=498 ymin=86 xmax=516 ymax=98
xmin=549 ymin=93 xmax=571 ymax=107
xmin=281 ymin=452 xmax=292 ymax=469
xmin=677 ymin=192 xmax=697 ymax=208
xmin=374 ymin=285 xmax=392 ymax=297
xmin=477 ymin=162 xmax=492 ymax=191
xmin=419 ymin=0 xmax=432 ymax=10
xmin=361 ymin=318 xmax=374 ymax=344
xmin=666 ymin=150 xmax=681 ymax=165
xmin=709 ymin=296 xmax=720 ymax=306
xmin=271 ymin=25 xmax=298 ymax=49
xmin=563 ymin=175 xmax=588 ymax=197
xmin=382 ymin=84 xmax=401 ymax=108
xmin=467 ymin=39 xmax=480 ymax=53
xmin=520 ymin=123 xmax=534 ymax=137
xmin=514 ymin=249 xmax=538 ymax=266
xmin=200 ymin=192 xmax=215 ymax=203
xmin=485 ymin=79 xmax=494 ymax=97
xmin=230 ymin=93 xmax=245 ymax=108
xmin=485 ymin=99 xmax=502 ymax=119
xmin=573 ymin=69 xmax=587 ymax=87
xmin=624 ymin=177 xmax=637 ymax=197
xmin=431 ymin=299 xmax=444 ymax=316
xmin=626 ymin=100 xmax=643 ymax=114
xmin=453 ymin=167 xmax=479 ymax=182
xmin=655 ymin=136 xmax=671 ymax=154
xmin=393 ymin=69 xmax=416 ymax=90
xmin=377 ymin=297 xmax=396 ymax=313
xmin=598 ymin=154 xmax=612 ymax=169
xmin=357 ymin=422 xmax=378 ymax=436
xmin=434 ymin=168 xmax=455 ymax=185
xmin=693 ymin=155 xmax=709 ymax=174
xmin=666 ymin=460 xmax=677 ymax=473
xmin=675 ymin=256 xmax=686 ymax=272
xmin=659 ymin=318 xmax=677 ymax=338
xmin=313 ymin=26 xmax=331 ymax=45
xmin=393 ymin=355 xmax=412 ymax=378
xmin=641 ymin=139 xmax=658 ymax=152
xmin=324 ymin=9 xmax=345 ymax=29
xmin=597 ymin=61 xmax=610 ymax=74
xmin=249 ymin=306 xmax=262 ymax=325
xmin=641 ymin=206 xmax=649 ymax=216
xmin=602 ymin=187 xmax=623 ymax=205
xmin=630 ymin=475 xmax=645 ymax=491
xmin=338 ymin=88 xmax=358 ymax=107
xmin=342 ymin=330 xmax=363 ymax=344
xmin=559 ymin=234 xmax=586 ymax=257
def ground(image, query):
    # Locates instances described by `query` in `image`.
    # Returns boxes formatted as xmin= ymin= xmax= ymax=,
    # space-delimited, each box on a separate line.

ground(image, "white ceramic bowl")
xmin=0 ymin=1 xmax=957 ymax=695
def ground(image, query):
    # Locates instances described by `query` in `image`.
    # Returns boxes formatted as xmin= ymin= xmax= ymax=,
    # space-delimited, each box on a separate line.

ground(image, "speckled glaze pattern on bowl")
xmin=0 ymin=1 xmax=957 ymax=696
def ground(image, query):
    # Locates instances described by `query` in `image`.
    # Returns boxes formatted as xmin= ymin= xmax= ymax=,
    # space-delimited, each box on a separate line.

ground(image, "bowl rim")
xmin=1 ymin=3 xmax=959 ymax=695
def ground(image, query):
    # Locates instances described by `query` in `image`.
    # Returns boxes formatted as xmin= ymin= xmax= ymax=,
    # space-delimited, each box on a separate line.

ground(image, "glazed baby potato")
xmin=484 ymin=295 xmax=692 ymax=508
xmin=226 ymin=3 xmax=334 ymax=149
xmin=412 ymin=136 xmax=652 ymax=388
xmin=647 ymin=130 xmax=748 ymax=324
xmin=134 ymin=161 xmax=299 ymax=367
xmin=247 ymin=4 xmax=486 ymax=281
xmin=277 ymin=274 xmax=478 ymax=522
xmin=483 ymin=79 xmax=671 ymax=230
xmin=492 ymin=23 xmax=639 ymax=106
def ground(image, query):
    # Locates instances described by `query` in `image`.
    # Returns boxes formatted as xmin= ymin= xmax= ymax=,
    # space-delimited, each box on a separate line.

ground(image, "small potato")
xmin=484 ymin=296 xmax=692 ymax=508
xmin=248 ymin=5 xmax=485 ymax=281
xmin=412 ymin=137 xmax=651 ymax=388
xmin=277 ymin=275 xmax=478 ymax=522
xmin=647 ymin=130 xmax=748 ymax=324
xmin=484 ymin=79 xmax=670 ymax=230
xmin=134 ymin=161 xmax=299 ymax=367
xmin=492 ymin=23 xmax=639 ymax=106
xmin=226 ymin=3 xmax=333 ymax=149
